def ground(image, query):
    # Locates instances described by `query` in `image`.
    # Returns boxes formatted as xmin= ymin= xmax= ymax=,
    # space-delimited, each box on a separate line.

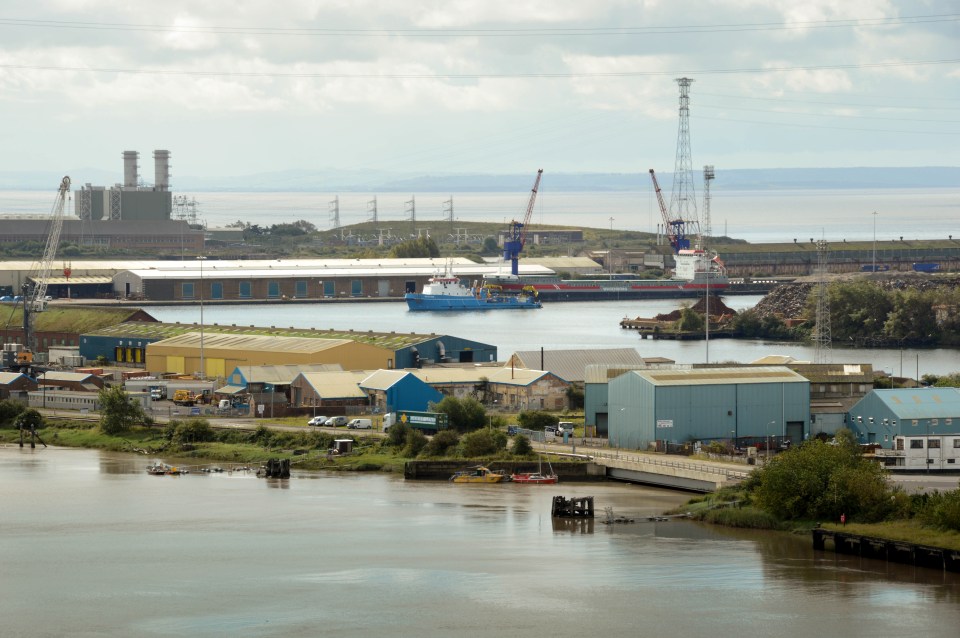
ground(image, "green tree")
xmin=0 ymin=399 xmax=26 ymax=426
xmin=566 ymin=386 xmax=584 ymax=410
xmin=677 ymin=306 xmax=704 ymax=332
xmin=421 ymin=429 xmax=460 ymax=457
xmin=460 ymin=428 xmax=506 ymax=457
xmin=98 ymin=385 xmax=145 ymax=435
xmin=517 ymin=410 xmax=558 ymax=430
xmin=883 ymin=289 xmax=939 ymax=344
xmin=391 ymin=236 xmax=440 ymax=258
xmin=431 ymin=396 xmax=487 ymax=431
xmin=512 ymin=434 xmax=534 ymax=457
xmin=387 ymin=421 xmax=410 ymax=447
xmin=402 ymin=429 xmax=428 ymax=457
xmin=14 ymin=408 xmax=43 ymax=431
xmin=816 ymin=281 xmax=893 ymax=341
xmin=167 ymin=418 xmax=215 ymax=445
xmin=750 ymin=428 xmax=903 ymax=523
xmin=481 ymin=236 xmax=499 ymax=255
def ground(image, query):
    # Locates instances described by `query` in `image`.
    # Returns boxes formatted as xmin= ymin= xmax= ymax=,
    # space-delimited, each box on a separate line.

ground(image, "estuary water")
xmin=1 ymin=447 xmax=959 ymax=638
xmin=2 ymin=188 xmax=957 ymax=243
xmin=148 ymin=298 xmax=960 ymax=377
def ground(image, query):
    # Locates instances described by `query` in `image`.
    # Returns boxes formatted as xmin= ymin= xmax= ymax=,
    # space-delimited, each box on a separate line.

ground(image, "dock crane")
xmin=501 ymin=169 xmax=543 ymax=276
xmin=16 ymin=176 xmax=71 ymax=367
xmin=649 ymin=168 xmax=697 ymax=253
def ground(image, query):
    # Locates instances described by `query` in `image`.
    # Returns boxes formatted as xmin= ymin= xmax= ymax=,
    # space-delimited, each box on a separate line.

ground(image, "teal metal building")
xmin=608 ymin=366 xmax=810 ymax=450
xmin=847 ymin=388 xmax=960 ymax=448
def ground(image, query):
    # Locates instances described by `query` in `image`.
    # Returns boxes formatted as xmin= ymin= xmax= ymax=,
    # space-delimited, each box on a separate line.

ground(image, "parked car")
xmin=308 ymin=415 xmax=329 ymax=427
xmin=346 ymin=418 xmax=372 ymax=429
xmin=506 ymin=425 xmax=519 ymax=436
xmin=324 ymin=416 xmax=348 ymax=427
xmin=557 ymin=422 xmax=576 ymax=435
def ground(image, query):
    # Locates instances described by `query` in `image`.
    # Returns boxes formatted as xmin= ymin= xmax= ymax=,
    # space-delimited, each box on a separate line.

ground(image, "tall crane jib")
xmin=649 ymin=169 xmax=695 ymax=254
xmin=30 ymin=176 xmax=71 ymax=311
xmin=501 ymin=169 xmax=543 ymax=276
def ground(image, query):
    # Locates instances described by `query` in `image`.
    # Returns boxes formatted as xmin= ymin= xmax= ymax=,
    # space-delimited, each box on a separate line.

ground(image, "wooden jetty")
xmin=551 ymin=495 xmax=594 ymax=518
xmin=812 ymin=528 xmax=960 ymax=573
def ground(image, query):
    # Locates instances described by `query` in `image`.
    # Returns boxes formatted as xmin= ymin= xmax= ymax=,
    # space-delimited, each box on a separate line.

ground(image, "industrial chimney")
xmin=153 ymin=150 xmax=171 ymax=192
xmin=122 ymin=150 xmax=139 ymax=188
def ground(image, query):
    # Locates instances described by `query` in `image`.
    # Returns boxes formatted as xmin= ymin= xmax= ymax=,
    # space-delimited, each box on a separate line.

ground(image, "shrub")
xmin=387 ymin=422 xmax=410 ymax=447
xmin=460 ymin=428 xmax=505 ymax=457
xmin=517 ymin=411 xmax=558 ymax=430
xmin=170 ymin=419 xmax=215 ymax=445
xmin=916 ymin=490 xmax=960 ymax=532
xmin=402 ymin=429 xmax=428 ymax=457
xmin=421 ymin=429 xmax=460 ymax=457
xmin=0 ymin=399 xmax=26 ymax=426
xmin=512 ymin=434 xmax=534 ymax=457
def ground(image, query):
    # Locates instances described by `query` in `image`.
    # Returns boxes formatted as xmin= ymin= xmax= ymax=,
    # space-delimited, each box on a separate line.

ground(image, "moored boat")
xmin=406 ymin=264 xmax=541 ymax=311
xmin=450 ymin=465 xmax=507 ymax=483
xmin=510 ymin=456 xmax=558 ymax=484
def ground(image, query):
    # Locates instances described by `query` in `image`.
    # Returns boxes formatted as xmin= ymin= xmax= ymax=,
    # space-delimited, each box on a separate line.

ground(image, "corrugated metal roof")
xmin=86 ymin=321 xmax=446 ymax=351
xmin=0 ymin=371 xmax=31 ymax=384
xmin=876 ymin=388 xmax=960 ymax=419
xmin=298 ymin=370 xmax=370 ymax=399
xmin=235 ymin=363 xmax=342 ymax=384
xmin=40 ymin=371 xmax=97 ymax=382
xmin=148 ymin=332 xmax=355 ymax=354
xmin=410 ymin=366 xmax=553 ymax=387
xmin=360 ymin=369 xmax=410 ymax=391
xmin=634 ymin=366 xmax=808 ymax=387
xmin=510 ymin=348 xmax=644 ymax=383
xmin=584 ymin=363 xmax=650 ymax=384
xmin=37 ymin=276 xmax=114 ymax=285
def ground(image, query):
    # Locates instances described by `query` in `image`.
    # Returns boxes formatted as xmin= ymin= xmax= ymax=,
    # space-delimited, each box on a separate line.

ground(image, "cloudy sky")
xmin=1 ymin=1 xmax=957 ymax=179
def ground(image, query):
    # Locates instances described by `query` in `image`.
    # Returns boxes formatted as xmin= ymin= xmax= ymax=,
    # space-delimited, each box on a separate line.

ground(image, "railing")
xmin=589 ymin=450 xmax=751 ymax=480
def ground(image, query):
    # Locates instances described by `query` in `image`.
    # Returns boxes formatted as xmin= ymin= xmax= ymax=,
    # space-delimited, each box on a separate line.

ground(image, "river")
xmin=147 ymin=298 xmax=960 ymax=377
xmin=1 ymin=447 xmax=958 ymax=637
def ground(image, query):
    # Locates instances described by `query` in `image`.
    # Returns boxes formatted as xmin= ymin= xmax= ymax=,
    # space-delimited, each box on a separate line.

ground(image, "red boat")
xmin=510 ymin=472 xmax=558 ymax=485
xmin=510 ymin=457 xmax=558 ymax=484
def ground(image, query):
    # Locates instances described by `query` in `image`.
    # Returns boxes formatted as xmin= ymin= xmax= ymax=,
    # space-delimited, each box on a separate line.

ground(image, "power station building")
xmin=75 ymin=150 xmax=173 ymax=221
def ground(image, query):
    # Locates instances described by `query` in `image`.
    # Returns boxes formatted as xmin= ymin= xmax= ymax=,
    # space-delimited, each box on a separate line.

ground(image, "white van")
xmin=347 ymin=418 xmax=372 ymax=430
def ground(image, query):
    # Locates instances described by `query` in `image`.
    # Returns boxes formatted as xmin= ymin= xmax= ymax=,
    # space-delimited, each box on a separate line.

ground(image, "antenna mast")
xmin=702 ymin=165 xmax=714 ymax=240
xmin=813 ymin=239 xmax=832 ymax=363
xmin=669 ymin=78 xmax=698 ymax=237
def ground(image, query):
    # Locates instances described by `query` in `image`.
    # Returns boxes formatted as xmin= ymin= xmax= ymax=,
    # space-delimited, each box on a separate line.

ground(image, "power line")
xmin=1 ymin=58 xmax=957 ymax=80
xmin=0 ymin=13 xmax=957 ymax=37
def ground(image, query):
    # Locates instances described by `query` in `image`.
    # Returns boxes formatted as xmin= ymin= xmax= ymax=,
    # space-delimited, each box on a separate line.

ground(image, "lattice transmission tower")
xmin=669 ymin=78 xmax=698 ymax=229
xmin=813 ymin=239 xmax=832 ymax=363
xmin=329 ymin=195 xmax=340 ymax=229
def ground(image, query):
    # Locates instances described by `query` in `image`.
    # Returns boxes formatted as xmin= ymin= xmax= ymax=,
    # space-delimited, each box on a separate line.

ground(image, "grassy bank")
xmin=821 ymin=520 xmax=960 ymax=552
xmin=0 ymin=421 xmax=409 ymax=473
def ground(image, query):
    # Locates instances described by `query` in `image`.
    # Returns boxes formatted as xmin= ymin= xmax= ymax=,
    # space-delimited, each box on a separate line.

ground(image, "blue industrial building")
xmin=360 ymin=370 xmax=444 ymax=413
xmin=608 ymin=366 xmax=810 ymax=450
xmin=846 ymin=388 xmax=960 ymax=448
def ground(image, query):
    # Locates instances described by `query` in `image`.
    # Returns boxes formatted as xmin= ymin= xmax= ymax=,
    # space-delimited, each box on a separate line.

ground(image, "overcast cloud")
xmin=0 ymin=1 xmax=957 ymax=178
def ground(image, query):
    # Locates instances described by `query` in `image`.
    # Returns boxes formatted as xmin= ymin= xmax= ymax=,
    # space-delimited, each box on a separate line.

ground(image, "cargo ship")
xmin=486 ymin=248 xmax=728 ymax=301
xmin=405 ymin=266 xmax=542 ymax=311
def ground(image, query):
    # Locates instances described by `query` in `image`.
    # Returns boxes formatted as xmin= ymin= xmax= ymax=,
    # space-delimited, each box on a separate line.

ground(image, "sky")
xmin=0 ymin=1 xmax=958 ymax=179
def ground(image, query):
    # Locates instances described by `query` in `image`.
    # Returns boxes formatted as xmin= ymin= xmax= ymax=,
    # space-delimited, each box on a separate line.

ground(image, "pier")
xmin=812 ymin=528 xmax=960 ymax=573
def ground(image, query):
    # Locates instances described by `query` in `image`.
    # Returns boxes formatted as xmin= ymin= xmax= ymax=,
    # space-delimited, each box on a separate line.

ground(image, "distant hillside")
xmin=2 ymin=166 xmax=957 ymax=192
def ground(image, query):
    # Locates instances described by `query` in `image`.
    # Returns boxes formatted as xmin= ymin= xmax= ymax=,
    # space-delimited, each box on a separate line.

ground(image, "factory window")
xmin=210 ymin=282 xmax=223 ymax=299
xmin=929 ymin=439 xmax=940 ymax=449
xmin=910 ymin=439 xmax=924 ymax=449
xmin=295 ymin=280 xmax=307 ymax=298
xmin=182 ymin=282 xmax=195 ymax=299
xmin=954 ymin=439 xmax=960 ymax=448
xmin=238 ymin=281 xmax=252 ymax=298
xmin=267 ymin=281 xmax=280 ymax=298
xmin=351 ymin=279 xmax=363 ymax=296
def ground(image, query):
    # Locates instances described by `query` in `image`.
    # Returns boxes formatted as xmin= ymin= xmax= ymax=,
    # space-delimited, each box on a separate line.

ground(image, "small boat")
xmin=145 ymin=462 xmax=170 ymax=475
xmin=406 ymin=262 xmax=541 ymax=312
xmin=510 ymin=456 xmax=558 ymax=485
xmin=450 ymin=465 xmax=507 ymax=483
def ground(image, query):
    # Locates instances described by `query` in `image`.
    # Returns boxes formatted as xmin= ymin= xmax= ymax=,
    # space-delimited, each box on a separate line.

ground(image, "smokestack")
xmin=153 ymin=149 xmax=171 ymax=191
xmin=122 ymin=150 xmax=139 ymax=188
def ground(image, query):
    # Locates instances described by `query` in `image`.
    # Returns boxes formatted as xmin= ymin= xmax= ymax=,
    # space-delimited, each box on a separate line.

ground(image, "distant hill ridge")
xmin=1 ymin=166 xmax=957 ymax=192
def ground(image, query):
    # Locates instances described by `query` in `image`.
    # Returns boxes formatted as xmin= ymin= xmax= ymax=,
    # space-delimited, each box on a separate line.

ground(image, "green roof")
xmin=85 ymin=321 xmax=435 ymax=351
xmin=2 ymin=306 xmax=155 ymax=334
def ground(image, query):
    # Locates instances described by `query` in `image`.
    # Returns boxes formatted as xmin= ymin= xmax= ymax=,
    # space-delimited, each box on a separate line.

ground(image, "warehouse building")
xmin=847 ymin=388 xmax=960 ymax=448
xmin=83 ymin=322 xmax=495 ymax=369
xmin=508 ymin=347 xmax=646 ymax=387
xmin=290 ymin=370 xmax=371 ymax=412
xmin=608 ymin=366 xmax=810 ymax=450
xmin=1 ymin=306 xmax=157 ymax=356
xmin=411 ymin=367 xmax=570 ymax=411
xmin=360 ymin=370 xmax=444 ymax=414
xmin=145 ymin=333 xmax=393 ymax=379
